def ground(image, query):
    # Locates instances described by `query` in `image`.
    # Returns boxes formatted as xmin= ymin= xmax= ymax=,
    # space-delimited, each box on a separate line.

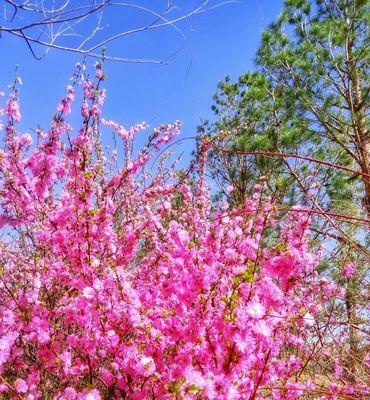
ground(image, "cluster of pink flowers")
xmin=0 ymin=66 xmax=367 ymax=399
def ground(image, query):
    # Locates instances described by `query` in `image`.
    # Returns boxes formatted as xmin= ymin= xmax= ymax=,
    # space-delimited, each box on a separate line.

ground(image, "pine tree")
xmin=204 ymin=0 xmax=369 ymax=383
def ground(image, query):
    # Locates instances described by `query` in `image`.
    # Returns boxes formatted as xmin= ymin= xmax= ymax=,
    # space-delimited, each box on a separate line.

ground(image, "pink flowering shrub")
xmin=0 ymin=66 xmax=367 ymax=399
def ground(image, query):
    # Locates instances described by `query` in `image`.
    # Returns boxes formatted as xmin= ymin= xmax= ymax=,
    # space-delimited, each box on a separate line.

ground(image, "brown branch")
xmin=205 ymin=140 xmax=370 ymax=178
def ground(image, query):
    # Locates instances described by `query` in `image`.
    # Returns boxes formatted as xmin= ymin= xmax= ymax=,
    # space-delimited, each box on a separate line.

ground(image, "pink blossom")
xmin=246 ymin=300 xmax=265 ymax=319
xmin=303 ymin=312 xmax=315 ymax=327
xmin=5 ymin=98 xmax=21 ymax=122
xmin=0 ymin=65 xmax=355 ymax=400
xmin=0 ymin=331 xmax=18 ymax=367
xmin=342 ymin=263 xmax=356 ymax=278
xmin=15 ymin=378 xmax=28 ymax=394
xmin=82 ymin=287 xmax=95 ymax=299
xmin=85 ymin=389 xmax=101 ymax=400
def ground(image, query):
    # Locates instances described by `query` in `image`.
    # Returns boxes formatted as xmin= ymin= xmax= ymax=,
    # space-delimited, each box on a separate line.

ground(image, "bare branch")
xmin=0 ymin=0 xmax=229 ymax=63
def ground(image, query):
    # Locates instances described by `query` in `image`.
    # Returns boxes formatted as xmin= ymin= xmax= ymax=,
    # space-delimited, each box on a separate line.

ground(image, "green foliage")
xmin=205 ymin=0 xmax=368 ymax=216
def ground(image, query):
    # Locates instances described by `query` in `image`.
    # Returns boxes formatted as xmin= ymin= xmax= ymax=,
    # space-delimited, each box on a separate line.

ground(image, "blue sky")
xmin=0 ymin=0 xmax=283 ymax=160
